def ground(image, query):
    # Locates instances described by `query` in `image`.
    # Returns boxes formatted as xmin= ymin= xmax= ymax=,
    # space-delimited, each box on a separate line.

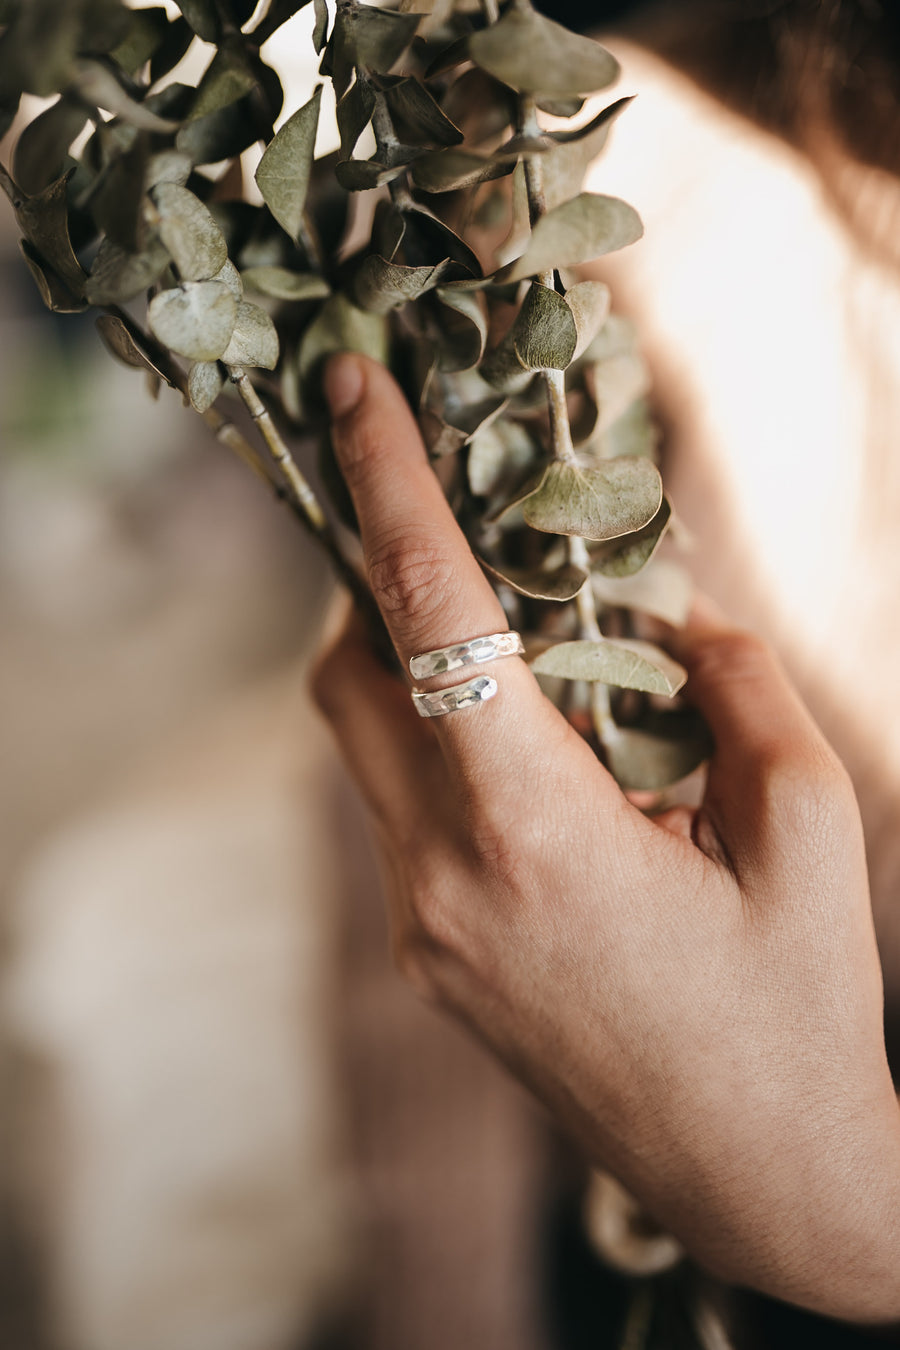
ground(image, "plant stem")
xmin=518 ymin=94 xmax=614 ymax=741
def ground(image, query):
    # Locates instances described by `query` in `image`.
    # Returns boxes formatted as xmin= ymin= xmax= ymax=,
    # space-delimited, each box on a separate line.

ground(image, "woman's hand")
xmin=312 ymin=353 xmax=900 ymax=1322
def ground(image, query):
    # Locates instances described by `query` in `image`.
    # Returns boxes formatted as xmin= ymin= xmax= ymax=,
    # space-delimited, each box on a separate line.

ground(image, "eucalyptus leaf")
xmin=536 ymin=94 xmax=585 ymax=118
xmin=10 ymin=170 xmax=87 ymax=298
xmin=469 ymin=8 xmax=619 ymax=98
xmin=221 ymin=300 xmax=280 ymax=369
xmin=188 ymin=360 xmax=225 ymax=412
xmin=353 ymin=254 xmax=449 ymax=314
xmin=149 ymin=16 xmax=194 ymax=84
xmin=111 ymin=6 xmax=169 ymax=75
xmin=12 ymin=96 xmax=87 ymax=196
xmin=188 ymin=43 xmax=258 ymax=121
xmin=353 ymin=5 xmax=420 ymax=73
xmin=530 ymin=638 xmax=686 ymax=696
xmin=335 ymin=158 xmax=407 ymax=191
xmin=85 ymin=235 xmax=170 ymax=305
xmin=480 ymin=558 xmax=588 ymax=602
xmin=566 ymin=281 xmax=611 ymax=361
xmin=433 ymin=285 xmax=488 ymax=371
xmin=337 ymin=78 xmax=376 ymax=160
xmin=148 ymin=280 xmax=238 ymax=361
xmin=298 ymin=292 xmax=390 ymax=384
xmin=604 ymin=717 xmax=712 ymax=791
xmin=411 ymin=148 xmax=513 ymax=194
xmin=522 ymin=458 xmax=662 ymax=541
xmin=19 ymin=239 xmax=87 ymax=313
xmin=395 ymin=203 xmax=482 ymax=276
xmin=96 ymin=313 xmax=169 ymax=384
xmin=68 ymin=59 xmax=179 ymax=131
xmin=174 ymin=0 xmax=218 ymax=42
xmin=468 ymin=418 xmax=539 ymax=501
xmin=312 ymin=0 xmax=328 ymax=53
xmin=255 ymin=85 xmax=322 ymax=241
xmin=586 ymin=352 xmax=652 ymax=437
xmin=242 ymin=266 xmax=330 ymax=301
xmin=383 ymin=78 xmax=464 ymax=147
xmin=212 ymin=259 xmax=243 ymax=299
xmin=93 ymin=136 xmax=149 ymax=252
xmin=593 ymin=556 xmax=693 ymax=627
xmin=145 ymin=151 xmax=193 ymax=190
xmin=513 ymin=282 xmax=577 ymax=371
xmin=501 ymin=194 xmax=644 ymax=283
xmin=419 ymin=393 xmax=505 ymax=458
xmin=441 ymin=68 xmax=515 ymax=144
xmin=151 ymin=182 xmax=228 ymax=282
xmin=591 ymin=498 xmax=671 ymax=577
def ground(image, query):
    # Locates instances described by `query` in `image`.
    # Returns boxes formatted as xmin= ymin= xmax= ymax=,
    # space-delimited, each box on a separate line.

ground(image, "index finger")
xmin=323 ymin=352 xmax=570 ymax=777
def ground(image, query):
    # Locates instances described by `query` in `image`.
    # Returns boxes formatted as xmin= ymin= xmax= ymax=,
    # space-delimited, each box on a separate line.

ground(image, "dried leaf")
xmin=96 ymin=313 xmax=169 ymax=383
xmin=566 ymin=281 xmax=611 ymax=361
xmin=312 ymin=0 xmax=328 ymax=52
xmin=93 ymin=135 xmax=150 ymax=252
xmin=212 ymin=259 xmax=243 ymax=299
xmin=411 ymin=148 xmax=513 ymax=194
xmin=593 ymin=557 xmax=693 ymax=627
xmin=586 ymin=352 xmax=652 ymax=437
xmin=145 ymin=150 xmax=193 ymax=190
xmin=433 ymin=285 xmax=487 ymax=371
xmin=19 ymin=239 xmax=87 ymax=313
xmin=469 ymin=8 xmax=619 ymax=98
xmin=480 ymin=558 xmax=588 ymax=602
xmin=174 ymin=0 xmax=218 ymax=42
xmin=221 ymin=300 xmax=280 ymax=369
xmin=148 ymin=280 xmax=238 ymax=362
xmin=85 ymin=235 xmax=170 ymax=305
xmin=522 ymin=459 xmax=662 ymax=541
xmin=150 ymin=182 xmax=228 ymax=282
xmin=68 ymin=58 xmax=179 ymax=131
xmin=530 ymin=638 xmax=686 ymax=696
xmin=383 ymin=78 xmax=464 ymax=147
xmin=419 ymin=393 xmax=504 ymax=457
xmin=242 ymin=266 xmax=330 ymax=301
xmin=396 ymin=203 xmax=481 ymax=276
xmin=468 ymin=419 xmax=539 ymax=500
xmin=514 ymin=282 xmax=577 ymax=371
xmin=12 ymin=96 xmax=87 ymax=196
xmin=353 ymin=254 xmax=449 ymax=314
xmin=188 ymin=43 xmax=258 ymax=121
xmin=111 ymin=6 xmax=170 ymax=75
xmin=335 ymin=157 xmax=406 ymax=190
xmin=441 ymin=68 xmax=515 ymax=144
xmin=188 ymin=360 xmax=225 ymax=412
xmin=255 ymin=85 xmax=322 ymax=241
xmin=592 ymin=498 xmax=671 ymax=577
xmin=604 ymin=716 xmax=711 ymax=791
xmin=149 ymin=16 xmax=194 ymax=84
xmin=337 ymin=79 xmax=376 ymax=160
xmin=298 ymin=292 xmax=390 ymax=383
xmin=9 ymin=169 xmax=87 ymax=298
xmin=353 ymin=5 xmax=420 ymax=73
xmin=501 ymin=194 xmax=644 ymax=283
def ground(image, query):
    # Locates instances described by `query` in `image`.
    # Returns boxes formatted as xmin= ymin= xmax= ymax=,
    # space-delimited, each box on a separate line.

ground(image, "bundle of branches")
xmin=0 ymin=0 xmax=710 ymax=790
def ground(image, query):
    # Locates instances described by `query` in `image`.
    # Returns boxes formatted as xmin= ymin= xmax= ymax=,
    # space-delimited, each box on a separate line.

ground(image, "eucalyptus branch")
xmin=517 ymin=93 xmax=614 ymax=740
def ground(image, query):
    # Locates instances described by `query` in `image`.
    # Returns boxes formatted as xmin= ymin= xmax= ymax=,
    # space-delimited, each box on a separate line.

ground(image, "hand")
xmin=313 ymin=353 xmax=900 ymax=1323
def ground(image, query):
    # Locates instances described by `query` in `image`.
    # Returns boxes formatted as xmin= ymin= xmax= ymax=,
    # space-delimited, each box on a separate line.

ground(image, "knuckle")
xmin=690 ymin=629 xmax=774 ymax=687
xmin=367 ymin=532 xmax=459 ymax=625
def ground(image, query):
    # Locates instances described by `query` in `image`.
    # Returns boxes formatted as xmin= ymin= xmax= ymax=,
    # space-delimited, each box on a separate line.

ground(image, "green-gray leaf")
xmin=353 ymin=254 xmax=449 ymax=314
xmin=19 ymin=239 xmax=87 ymax=313
xmin=353 ymin=5 xmax=420 ymax=72
xmin=221 ymin=300 xmax=279 ymax=369
xmin=513 ymin=282 xmax=577 ymax=371
xmin=85 ymin=235 xmax=171 ymax=305
xmin=383 ymin=78 xmax=464 ymax=147
xmin=530 ymin=638 xmax=686 ymax=696
xmin=335 ymin=157 xmax=405 ymax=191
xmin=433 ymin=285 xmax=488 ymax=371
xmin=151 ymin=181 xmax=228 ymax=282
xmin=501 ymin=194 xmax=643 ymax=283
xmin=298 ymin=292 xmax=389 ymax=383
xmin=480 ymin=558 xmax=588 ymax=602
xmin=188 ymin=360 xmax=225 ymax=412
xmin=604 ymin=719 xmax=711 ymax=791
xmin=188 ymin=43 xmax=258 ymax=121
xmin=469 ymin=8 xmax=619 ymax=97
xmin=566 ymin=281 xmax=611 ymax=360
xmin=8 ymin=169 xmax=86 ymax=298
xmin=337 ymin=78 xmax=376 ymax=160
xmin=11 ymin=96 xmax=86 ymax=196
xmin=96 ymin=313 xmax=169 ymax=383
xmin=411 ymin=148 xmax=514 ymax=194
xmin=255 ymin=85 xmax=322 ymax=242
xmin=592 ymin=498 xmax=671 ymax=578
xmin=148 ymin=280 xmax=238 ymax=361
xmin=522 ymin=459 xmax=662 ymax=541
xmin=68 ymin=58 xmax=179 ymax=131
xmin=241 ymin=266 xmax=330 ymax=301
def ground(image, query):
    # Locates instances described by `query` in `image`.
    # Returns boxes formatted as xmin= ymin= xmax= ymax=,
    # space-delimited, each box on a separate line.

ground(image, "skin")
xmin=312 ymin=351 xmax=900 ymax=1325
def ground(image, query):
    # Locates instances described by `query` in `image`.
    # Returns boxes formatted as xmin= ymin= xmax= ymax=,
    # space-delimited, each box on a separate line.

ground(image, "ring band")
xmin=409 ymin=630 xmax=524 ymax=680
xmin=411 ymin=674 xmax=498 ymax=718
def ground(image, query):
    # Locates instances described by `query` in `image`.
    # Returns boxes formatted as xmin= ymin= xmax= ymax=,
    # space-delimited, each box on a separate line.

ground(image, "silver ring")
xmin=411 ymin=674 xmax=498 ymax=718
xmin=409 ymin=630 xmax=524 ymax=680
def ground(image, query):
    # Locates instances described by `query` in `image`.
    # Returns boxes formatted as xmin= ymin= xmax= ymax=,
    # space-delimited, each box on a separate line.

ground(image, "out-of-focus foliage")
xmin=0 ymin=0 xmax=707 ymax=788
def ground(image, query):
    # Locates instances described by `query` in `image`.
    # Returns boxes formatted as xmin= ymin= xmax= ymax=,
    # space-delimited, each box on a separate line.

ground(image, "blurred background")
xmin=0 ymin=3 xmax=572 ymax=1347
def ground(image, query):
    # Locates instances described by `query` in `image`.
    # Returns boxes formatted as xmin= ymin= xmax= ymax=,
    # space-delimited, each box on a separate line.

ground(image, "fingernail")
xmin=324 ymin=353 xmax=364 ymax=419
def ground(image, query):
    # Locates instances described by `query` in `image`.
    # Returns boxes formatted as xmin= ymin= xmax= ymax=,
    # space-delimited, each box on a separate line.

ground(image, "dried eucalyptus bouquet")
xmin=0 ymin=0 xmax=711 ymax=791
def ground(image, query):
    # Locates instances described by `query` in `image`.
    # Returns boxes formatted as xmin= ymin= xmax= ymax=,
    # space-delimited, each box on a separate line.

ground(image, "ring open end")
xmin=411 ymin=674 xmax=499 ymax=718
